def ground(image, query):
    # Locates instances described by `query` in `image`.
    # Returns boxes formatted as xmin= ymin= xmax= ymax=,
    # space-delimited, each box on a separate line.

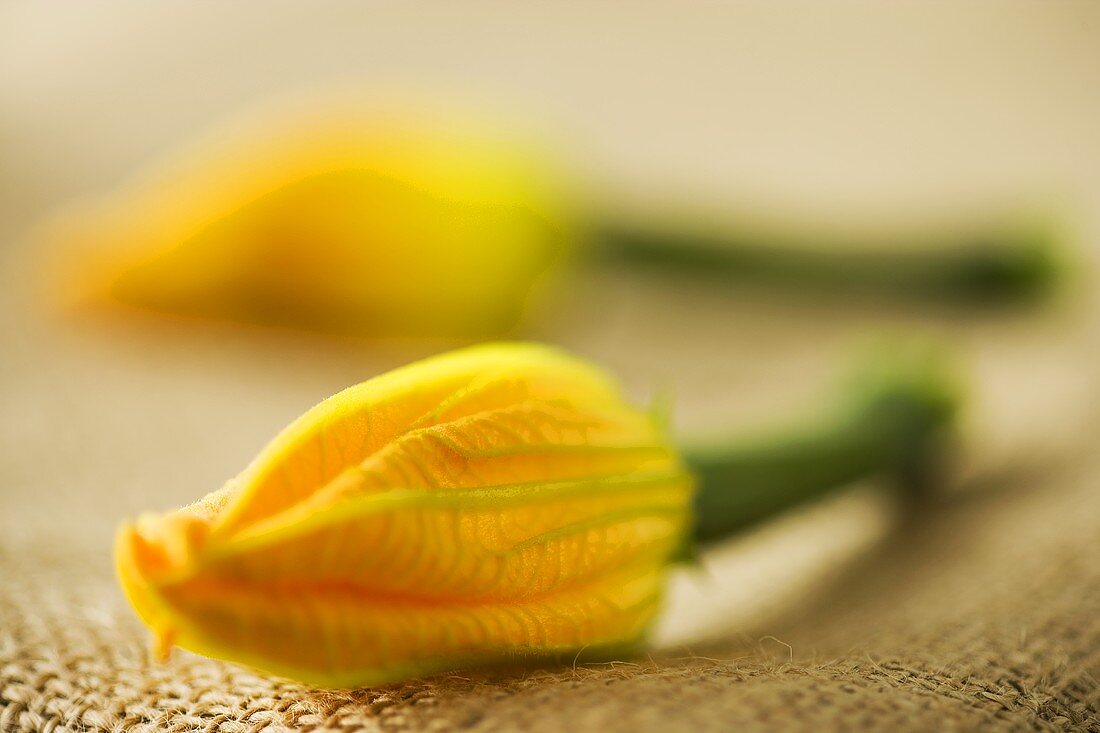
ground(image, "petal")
xmin=54 ymin=107 xmax=571 ymax=336
xmin=116 ymin=343 xmax=694 ymax=685
xmin=213 ymin=343 xmax=658 ymax=536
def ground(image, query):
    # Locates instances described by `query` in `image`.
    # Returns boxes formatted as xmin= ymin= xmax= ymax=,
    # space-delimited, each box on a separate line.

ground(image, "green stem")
xmin=594 ymin=216 xmax=1060 ymax=305
xmin=686 ymin=350 xmax=959 ymax=546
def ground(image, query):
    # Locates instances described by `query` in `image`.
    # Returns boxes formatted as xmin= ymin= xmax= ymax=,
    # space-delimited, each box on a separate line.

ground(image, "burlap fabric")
xmin=2 ymin=233 xmax=1099 ymax=731
xmin=5 ymin=450 xmax=1100 ymax=733
xmin=4 ymin=4 xmax=1100 ymax=730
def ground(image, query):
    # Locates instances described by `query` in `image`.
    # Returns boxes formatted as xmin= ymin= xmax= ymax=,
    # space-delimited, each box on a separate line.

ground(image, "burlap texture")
xmin=2 ymin=242 xmax=1099 ymax=731
xmin=4 ymin=453 xmax=1100 ymax=733
xmin=3 ymin=4 xmax=1100 ymax=730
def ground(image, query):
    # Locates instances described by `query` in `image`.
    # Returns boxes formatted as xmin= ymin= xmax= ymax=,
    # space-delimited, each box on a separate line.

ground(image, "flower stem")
xmin=594 ymin=215 xmax=1061 ymax=305
xmin=685 ymin=349 xmax=960 ymax=545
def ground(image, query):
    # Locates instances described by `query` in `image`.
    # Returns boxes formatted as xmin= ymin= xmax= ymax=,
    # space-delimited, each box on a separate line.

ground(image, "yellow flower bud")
xmin=52 ymin=103 xmax=571 ymax=337
xmin=116 ymin=343 xmax=693 ymax=686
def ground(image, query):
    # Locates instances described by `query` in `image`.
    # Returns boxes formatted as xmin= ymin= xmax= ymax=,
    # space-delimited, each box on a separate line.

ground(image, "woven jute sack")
xmin=2 ymin=244 xmax=1099 ymax=732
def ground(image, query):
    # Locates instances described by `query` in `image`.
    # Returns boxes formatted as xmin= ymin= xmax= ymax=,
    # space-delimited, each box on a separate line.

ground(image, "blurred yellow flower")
xmin=52 ymin=103 xmax=571 ymax=337
xmin=115 ymin=343 xmax=694 ymax=686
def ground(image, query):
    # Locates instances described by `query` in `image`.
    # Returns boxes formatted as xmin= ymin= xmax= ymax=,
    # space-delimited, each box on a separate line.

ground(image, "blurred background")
xmin=2 ymin=2 xmax=1099 ymax=730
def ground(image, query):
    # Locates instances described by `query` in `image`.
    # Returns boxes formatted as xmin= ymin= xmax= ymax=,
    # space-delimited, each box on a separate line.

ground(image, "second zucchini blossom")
xmin=49 ymin=102 xmax=571 ymax=337
xmin=116 ymin=343 xmax=694 ymax=686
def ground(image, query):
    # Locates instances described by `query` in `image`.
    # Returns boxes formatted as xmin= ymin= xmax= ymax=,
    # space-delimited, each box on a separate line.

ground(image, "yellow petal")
xmin=53 ymin=104 xmax=572 ymax=337
xmin=116 ymin=343 xmax=693 ymax=686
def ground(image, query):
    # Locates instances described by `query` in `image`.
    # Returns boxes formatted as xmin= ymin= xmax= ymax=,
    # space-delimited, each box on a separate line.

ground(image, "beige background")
xmin=2 ymin=2 xmax=1099 ymax=731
